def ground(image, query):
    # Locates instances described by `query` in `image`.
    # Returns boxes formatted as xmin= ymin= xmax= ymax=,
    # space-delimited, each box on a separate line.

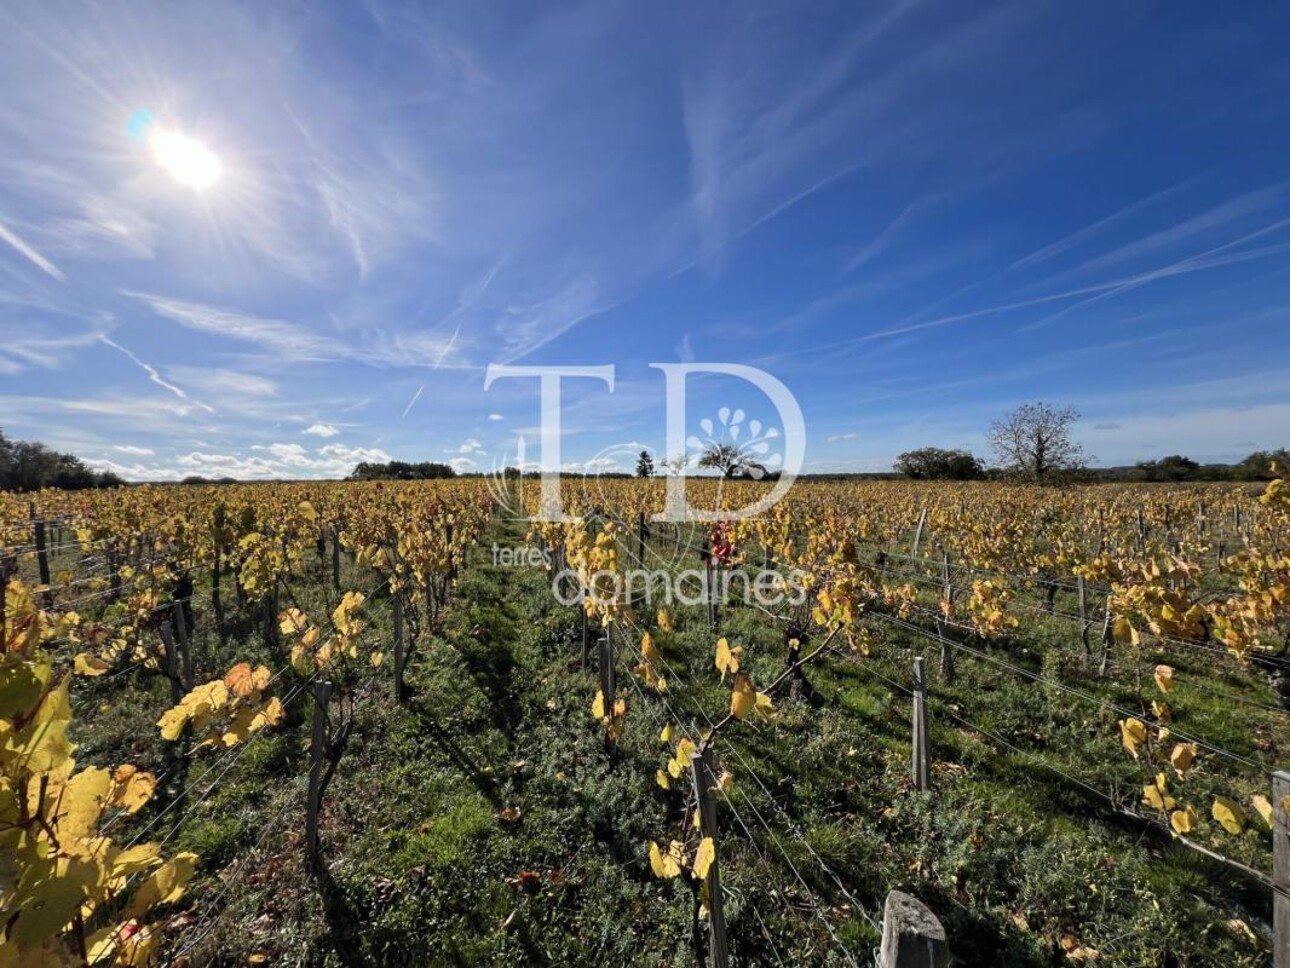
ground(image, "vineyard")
xmin=2 ymin=473 xmax=1288 ymax=967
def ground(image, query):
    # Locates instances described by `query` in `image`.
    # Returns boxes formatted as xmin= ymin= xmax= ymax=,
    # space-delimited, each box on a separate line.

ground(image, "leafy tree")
xmin=1232 ymin=449 xmax=1290 ymax=481
xmin=348 ymin=460 xmax=457 ymax=481
xmin=697 ymin=442 xmax=765 ymax=480
xmin=0 ymin=428 xmax=12 ymax=485
xmin=1133 ymin=455 xmax=1201 ymax=482
xmin=635 ymin=450 xmax=655 ymax=478
xmin=986 ymin=403 xmax=1089 ymax=479
xmin=894 ymin=447 xmax=985 ymax=480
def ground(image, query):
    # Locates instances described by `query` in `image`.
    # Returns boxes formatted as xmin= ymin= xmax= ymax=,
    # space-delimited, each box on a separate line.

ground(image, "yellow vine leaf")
xmin=1169 ymin=742 xmax=1197 ymax=779
xmin=591 ymin=690 xmax=605 ymax=720
xmin=649 ymin=840 xmax=684 ymax=879
xmin=73 ymin=653 xmax=111 ymax=676
xmin=641 ymin=632 xmax=661 ymax=663
xmin=1118 ymin=718 xmax=1147 ymax=759
xmin=692 ymin=837 xmax=715 ymax=880
xmin=714 ymin=637 xmax=742 ymax=681
xmin=1153 ymin=665 xmax=1174 ymax=694
xmin=1251 ymin=795 xmax=1273 ymax=828
xmin=656 ymin=769 xmax=671 ymax=790
xmin=124 ymin=852 xmax=198 ymax=919
xmin=224 ymin=663 xmax=270 ymax=699
xmin=1170 ymin=805 xmax=1197 ymax=834
xmin=657 ymin=608 xmax=673 ymax=633
xmin=278 ymin=608 xmax=308 ymax=635
xmin=1142 ymin=774 xmax=1175 ymax=812
xmin=729 ymin=672 xmax=773 ymax=721
xmin=110 ymin=765 xmax=157 ymax=814
xmin=667 ymin=737 xmax=696 ymax=778
xmin=1212 ymin=797 xmax=1246 ymax=835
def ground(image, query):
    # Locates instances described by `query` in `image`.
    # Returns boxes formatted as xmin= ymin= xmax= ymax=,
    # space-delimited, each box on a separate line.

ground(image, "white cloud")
xmin=826 ymin=431 xmax=861 ymax=442
xmin=166 ymin=367 xmax=278 ymax=398
xmin=125 ymin=292 xmax=466 ymax=369
xmin=97 ymin=336 xmax=214 ymax=413
xmin=0 ymin=218 xmax=64 ymax=280
xmin=488 ymin=412 xmax=504 ymax=421
xmin=175 ymin=442 xmax=393 ymax=480
xmin=303 ymin=423 xmax=340 ymax=437
xmin=113 ymin=445 xmax=155 ymax=456
xmin=448 ymin=456 xmax=477 ymax=471
xmin=458 ymin=438 xmax=484 ymax=454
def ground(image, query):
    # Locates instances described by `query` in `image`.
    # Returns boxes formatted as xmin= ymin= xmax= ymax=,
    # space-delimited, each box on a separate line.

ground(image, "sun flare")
xmin=149 ymin=128 xmax=221 ymax=189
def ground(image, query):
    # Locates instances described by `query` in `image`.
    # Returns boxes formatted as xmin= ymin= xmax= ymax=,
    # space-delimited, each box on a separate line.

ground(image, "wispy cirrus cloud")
xmin=0 ymin=217 xmax=64 ymax=280
xmin=97 ymin=335 xmax=214 ymax=412
xmin=126 ymin=291 xmax=467 ymax=369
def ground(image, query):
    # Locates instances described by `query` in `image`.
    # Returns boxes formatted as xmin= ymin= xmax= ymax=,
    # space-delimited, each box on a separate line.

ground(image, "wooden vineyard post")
xmin=580 ymin=603 xmax=590 ymax=670
xmin=936 ymin=618 xmax=955 ymax=684
xmin=107 ymin=540 xmax=121 ymax=602
xmin=690 ymin=745 xmax=730 ymax=968
xmin=912 ymin=657 xmax=930 ymax=792
xmin=1098 ymin=609 xmax=1113 ymax=678
xmin=637 ymin=511 xmax=647 ymax=565
xmin=1274 ymin=770 xmax=1289 ymax=967
xmin=1078 ymin=576 xmax=1090 ymax=658
xmin=911 ymin=508 xmax=928 ymax=563
xmin=446 ymin=521 xmax=457 ymax=580
xmin=159 ymin=622 xmax=186 ymax=707
xmin=172 ymin=602 xmax=193 ymax=691
xmin=393 ymin=588 xmax=406 ymax=703
xmin=331 ymin=524 xmax=342 ymax=591
xmin=32 ymin=506 xmax=52 ymax=609
xmin=597 ymin=629 xmax=614 ymax=714
xmin=212 ymin=506 xmax=225 ymax=643
xmin=706 ymin=559 xmax=718 ymax=630
xmin=307 ymin=680 xmax=334 ymax=865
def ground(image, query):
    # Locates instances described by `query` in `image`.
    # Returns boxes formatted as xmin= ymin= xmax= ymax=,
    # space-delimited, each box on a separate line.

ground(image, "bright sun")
xmin=150 ymin=128 xmax=221 ymax=189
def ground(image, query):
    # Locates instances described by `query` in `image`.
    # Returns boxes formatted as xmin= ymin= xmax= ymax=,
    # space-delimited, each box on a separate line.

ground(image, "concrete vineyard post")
xmin=911 ymin=508 xmax=928 ymax=562
xmin=690 ymin=745 xmax=730 ymax=968
xmin=913 ymin=657 xmax=930 ymax=791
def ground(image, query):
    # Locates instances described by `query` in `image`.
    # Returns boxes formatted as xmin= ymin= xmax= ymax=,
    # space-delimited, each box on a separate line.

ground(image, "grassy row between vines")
xmin=65 ymin=511 xmax=1281 ymax=967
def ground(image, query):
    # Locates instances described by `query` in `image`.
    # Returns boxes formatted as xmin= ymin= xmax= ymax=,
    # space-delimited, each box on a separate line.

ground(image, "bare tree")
xmin=657 ymin=453 xmax=690 ymax=477
xmin=697 ymin=442 xmax=765 ymax=479
xmin=987 ymin=403 xmax=1089 ymax=479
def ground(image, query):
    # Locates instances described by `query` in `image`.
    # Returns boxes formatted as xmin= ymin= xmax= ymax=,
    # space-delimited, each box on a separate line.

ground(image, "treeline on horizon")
xmin=0 ymin=428 xmax=124 ymax=493
xmin=1 ymin=431 xmax=1285 ymax=492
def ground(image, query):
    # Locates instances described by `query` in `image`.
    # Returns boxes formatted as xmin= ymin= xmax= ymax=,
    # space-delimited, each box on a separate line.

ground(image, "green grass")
xmin=56 ymin=513 xmax=1282 ymax=967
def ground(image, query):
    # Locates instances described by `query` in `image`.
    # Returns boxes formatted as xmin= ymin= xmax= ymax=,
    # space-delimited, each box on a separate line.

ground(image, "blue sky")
xmin=2 ymin=0 xmax=1289 ymax=480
